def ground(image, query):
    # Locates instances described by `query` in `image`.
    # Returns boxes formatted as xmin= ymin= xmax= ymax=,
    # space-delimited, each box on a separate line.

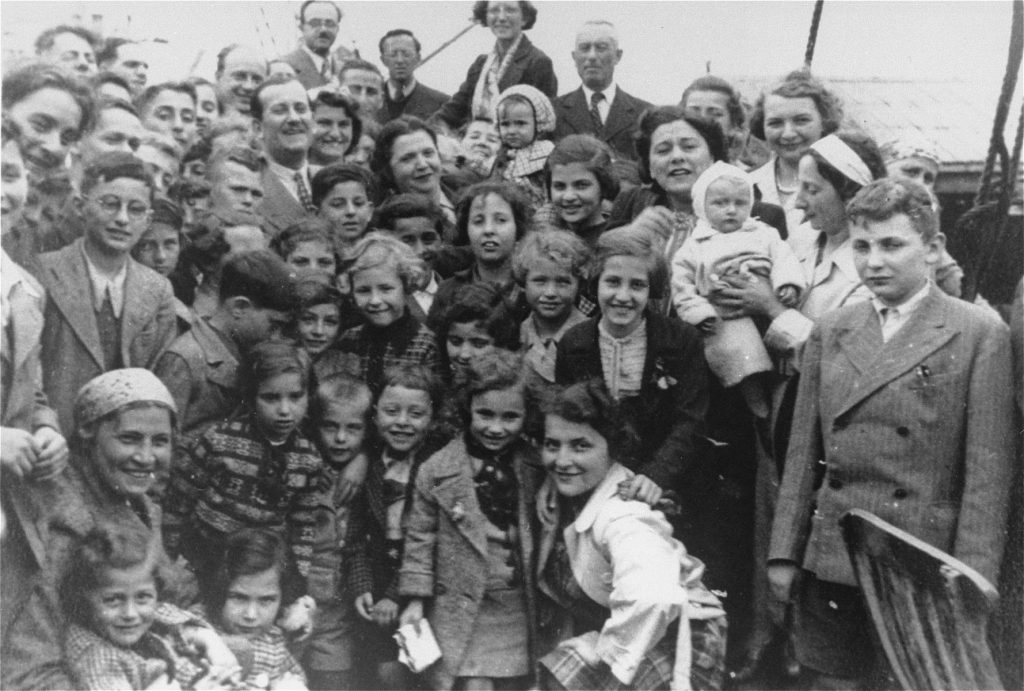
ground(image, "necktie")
xmin=294 ymin=171 xmax=316 ymax=213
xmin=589 ymin=91 xmax=605 ymax=135
xmin=96 ymin=287 xmax=123 ymax=370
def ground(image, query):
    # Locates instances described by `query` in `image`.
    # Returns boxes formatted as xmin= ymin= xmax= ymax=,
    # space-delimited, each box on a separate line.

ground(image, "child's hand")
xmin=697 ymin=317 xmax=718 ymax=335
xmin=617 ymin=474 xmax=663 ymax=506
xmin=355 ymin=592 xmax=375 ymax=621
xmin=337 ymin=454 xmax=368 ymax=504
xmin=277 ymin=596 xmax=316 ymax=641
xmin=181 ymin=625 xmax=239 ymax=673
xmin=372 ymin=597 xmax=399 ymax=628
xmin=269 ymin=672 xmax=308 ymax=691
xmin=776 ymin=285 xmax=800 ymax=308
xmin=399 ymin=598 xmax=424 ymax=632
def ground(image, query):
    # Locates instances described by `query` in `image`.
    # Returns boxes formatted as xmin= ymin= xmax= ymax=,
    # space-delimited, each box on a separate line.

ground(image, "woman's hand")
xmin=399 ymin=598 xmax=424 ymax=631
xmin=277 ymin=596 xmax=316 ymax=641
xmin=31 ymin=426 xmax=68 ymax=480
xmin=372 ymin=597 xmax=399 ymax=628
xmin=629 ymin=206 xmax=676 ymax=243
xmin=559 ymin=631 xmax=603 ymax=668
xmin=708 ymin=273 xmax=789 ymax=321
xmin=336 ymin=454 xmax=368 ymax=504
xmin=354 ymin=592 xmax=375 ymax=621
xmin=617 ymin=474 xmax=663 ymax=506
xmin=1 ymin=427 xmax=37 ymax=478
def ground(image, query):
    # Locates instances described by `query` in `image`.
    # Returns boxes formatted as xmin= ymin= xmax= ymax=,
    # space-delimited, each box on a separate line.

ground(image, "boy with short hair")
xmin=155 ymin=249 xmax=298 ymax=449
xmin=768 ymin=177 xmax=1016 ymax=688
xmin=36 ymin=151 xmax=177 ymax=432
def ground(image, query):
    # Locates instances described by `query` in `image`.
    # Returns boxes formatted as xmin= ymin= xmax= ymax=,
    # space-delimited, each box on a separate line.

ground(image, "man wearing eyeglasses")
xmin=281 ymin=1 xmax=354 ymax=91
xmin=377 ymin=29 xmax=449 ymax=125
xmin=35 ymin=151 xmax=178 ymax=432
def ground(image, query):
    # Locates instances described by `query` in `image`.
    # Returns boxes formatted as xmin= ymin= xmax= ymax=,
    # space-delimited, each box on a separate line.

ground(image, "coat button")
xmin=896 ymin=426 xmax=910 ymax=437
xmin=894 ymin=488 xmax=908 ymax=499
xmin=828 ymin=478 xmax=843 ymax=490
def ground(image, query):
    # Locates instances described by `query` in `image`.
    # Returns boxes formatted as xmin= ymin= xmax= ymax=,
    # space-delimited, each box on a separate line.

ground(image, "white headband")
xmin=810 ymin=134 xmax=872 ymax=186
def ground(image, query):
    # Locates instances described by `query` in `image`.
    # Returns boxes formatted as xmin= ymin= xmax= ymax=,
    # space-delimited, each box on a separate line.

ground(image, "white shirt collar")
xmin=301 ymin=44 xmax=327 ymax=74
xmin=81 ymin=242 xmax=129 ymax=317
xmin=387 ymin=78 xmax=418 ymax=101
xmin=582 ymin=82 xmax=618 ymax=106
xmin=871 ymin=279 xmax=932 ymax=319
xmin=266 ymin=158 xmax=310 ymax=201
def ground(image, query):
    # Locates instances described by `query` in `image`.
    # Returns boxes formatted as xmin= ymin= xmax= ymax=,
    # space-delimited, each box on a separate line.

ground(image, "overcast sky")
xmin=1 ymin=1 xmax=1017 ymax=104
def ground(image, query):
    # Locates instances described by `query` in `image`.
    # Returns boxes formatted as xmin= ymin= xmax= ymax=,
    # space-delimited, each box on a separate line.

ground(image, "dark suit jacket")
xmin=769 ymin=286 xmax=1016 ymax=586
xmin=378 ymin=81 xmax=450 ymax=124
xmin=555 ymin=313 xmax=710 ymax=495
xmin=434 ymin=35 xmax=557 ymax=130
xmin=281 ymin=48 xmax=330 ymax=91
xmin=553 ymin=86 xmax=653 ymax=162
xmin=258 ymin=166 xmax=313 ymax=238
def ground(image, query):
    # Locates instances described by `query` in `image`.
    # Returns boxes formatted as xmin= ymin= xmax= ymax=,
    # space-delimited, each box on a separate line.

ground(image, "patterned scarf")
xmin=466 ymin=432 xmax=519 ymax=530
xmin=471 ymin=33 xmax=524 ymax=119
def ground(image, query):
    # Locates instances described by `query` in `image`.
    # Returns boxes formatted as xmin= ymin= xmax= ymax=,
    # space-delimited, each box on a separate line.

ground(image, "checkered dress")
xmin=334 ymin=311 xmax=440 ymax=395
xmin=63 ymin=603 xmax=210 ymax=690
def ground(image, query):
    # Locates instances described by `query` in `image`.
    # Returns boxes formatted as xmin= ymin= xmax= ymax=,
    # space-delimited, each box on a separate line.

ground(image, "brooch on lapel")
xmin=451 ymin=500 xmax=467 ymax=523
xmin=653 ymin=357 xmax=678 ymax=390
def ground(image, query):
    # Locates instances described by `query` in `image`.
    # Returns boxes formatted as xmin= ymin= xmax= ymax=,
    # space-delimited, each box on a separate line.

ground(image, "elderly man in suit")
xmin=768 ymin=178 xmax=1016 ymax=689
xmin=251 ymin=76 xmax=315 ymax=237
xmin=281 ymin=0 xmax=354 ymax=90
xmin=377 ymin=29 xmax=449 ymax=125
xmin=552 ymin=21 xmax=652 ymax=162
xmin=36 ymin=152 xmax=177 ymax=433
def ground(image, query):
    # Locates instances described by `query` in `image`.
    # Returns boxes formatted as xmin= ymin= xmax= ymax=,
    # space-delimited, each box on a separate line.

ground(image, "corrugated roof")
xmin=728 ymin=75 xmax=1023 ymax=169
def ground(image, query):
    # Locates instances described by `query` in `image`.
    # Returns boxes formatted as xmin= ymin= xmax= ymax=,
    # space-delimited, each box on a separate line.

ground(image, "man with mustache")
xmin=281 ymin=0 xmax=354 ymax=91
xmin=377 ymin=29 xmax=449 ymax=125
xmin=252 ymin=76 xmax=316 ymax=237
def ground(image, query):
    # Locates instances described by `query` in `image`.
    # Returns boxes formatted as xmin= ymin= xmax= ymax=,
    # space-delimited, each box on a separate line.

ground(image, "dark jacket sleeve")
xmin=434 ymin=54 xmax=487 ymax=130
xmin=607 ymin=186 xmax=659 ymax=230
xmin=645 ymin=318 xmax=710 ymax=490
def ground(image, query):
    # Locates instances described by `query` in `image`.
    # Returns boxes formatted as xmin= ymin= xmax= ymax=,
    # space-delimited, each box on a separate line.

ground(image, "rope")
xmin=976 ymin=0 xmax=1023 ymax=207
xmin=803 ymin=0 xmax=825 ymax=68
xmin=418 ymin=19 xmax=477 ymax=69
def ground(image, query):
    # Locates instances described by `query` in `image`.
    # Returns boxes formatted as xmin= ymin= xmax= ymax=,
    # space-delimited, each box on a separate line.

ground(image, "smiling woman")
xmin=0 ymin=370 xmax=238 ymax=690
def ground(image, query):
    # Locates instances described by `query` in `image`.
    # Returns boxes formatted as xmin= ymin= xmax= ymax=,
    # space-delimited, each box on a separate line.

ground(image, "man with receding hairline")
xmin=377 ymin=29 xmax=449 ymax=124
xmin=281 ymin=0 xmax=355 ymax=90
xmin=552 ymin=20 xmax=651 ymax=162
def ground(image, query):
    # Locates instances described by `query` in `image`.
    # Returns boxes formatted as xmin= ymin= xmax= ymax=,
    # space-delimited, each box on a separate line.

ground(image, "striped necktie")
xmin=294 ymin=171 xmax=316 ymax=213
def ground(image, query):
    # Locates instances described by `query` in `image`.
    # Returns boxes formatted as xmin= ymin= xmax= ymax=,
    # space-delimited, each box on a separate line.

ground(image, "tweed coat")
xmin=398 ymin=436 xmax=542 ymax=690
xmin=36 ymin=239 xmax=177 ymax=433
xmin=769 ymin=286 xmax=1016 ymax=587
xmin=554 ymin=313 xmax=710 ymax=496
xmin=433 ymin=35 xmax=557 ymax=131
xmin=552 ymin=86 xmax=653 ymax=162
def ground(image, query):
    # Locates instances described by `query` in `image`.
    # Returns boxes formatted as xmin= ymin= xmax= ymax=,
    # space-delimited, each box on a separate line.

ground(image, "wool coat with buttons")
xmin=398 ymin=436 xmax=542 ymax=690
xmin=769 ymin=286 xmax=1016 ymax=587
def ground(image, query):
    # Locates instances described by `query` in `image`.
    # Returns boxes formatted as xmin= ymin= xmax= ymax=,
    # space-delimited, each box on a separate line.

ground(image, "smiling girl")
xmin=399 ymin=350 xmax=542 ymax=690
xmin=556 ymin=226 xmax=709 ymax=507
xmin=429 ymin=181 xmax=534 ymax=325
xmin=60 ymin=523 xmax=216 ymax=690
xmin=541 ymin=134 xmax=619 ymax=247
xmin=335 ymin=232 xmax=440 ymax=395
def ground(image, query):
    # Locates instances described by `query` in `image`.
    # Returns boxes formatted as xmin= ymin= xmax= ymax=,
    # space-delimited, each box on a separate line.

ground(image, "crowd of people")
xmin=1 ymin=1 xmax=1021 ymax=690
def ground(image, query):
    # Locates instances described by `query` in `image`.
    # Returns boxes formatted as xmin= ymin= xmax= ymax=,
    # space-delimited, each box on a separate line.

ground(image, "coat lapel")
xmin=834 ymin=288 xmax=958 ymax=419
xmin=9 ymin=282 xmax=44 ymax=374
xmin=430 ymin=445 xmax=489 ymax=558
xmin=501 ymin=36 xmax=533 ymax=89
xmin=559 ymin=89 xmax=593 ymax=135
xmin=45 ymin=244 xmax=104 ymax=368
xmin=120 ymin=260 xmax=150 ymax=361
xmin=259 ymin=170 xmax=306 ymax=234
xmin=604 ymin=90 xmax=642 ymax=140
